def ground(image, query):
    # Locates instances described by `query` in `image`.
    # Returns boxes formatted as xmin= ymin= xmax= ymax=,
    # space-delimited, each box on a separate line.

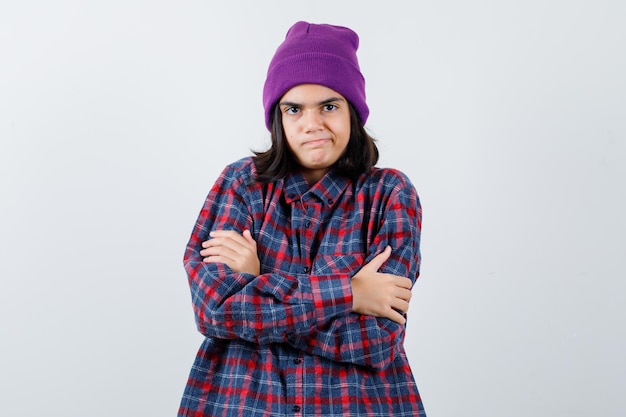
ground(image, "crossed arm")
xmin=184 ymin=163 xmax=421 ymax=369
xmin=200 ymin=229 xmax=413 ymax=325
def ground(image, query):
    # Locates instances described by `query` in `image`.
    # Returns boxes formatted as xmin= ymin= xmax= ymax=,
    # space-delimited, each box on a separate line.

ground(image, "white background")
xmin=1 ymin=1 xmax=624 ymax=416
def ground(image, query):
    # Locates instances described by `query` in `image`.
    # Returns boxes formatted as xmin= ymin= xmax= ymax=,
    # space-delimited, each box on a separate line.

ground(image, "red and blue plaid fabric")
xmin=179 ymin=157 xmax=426 ymax=416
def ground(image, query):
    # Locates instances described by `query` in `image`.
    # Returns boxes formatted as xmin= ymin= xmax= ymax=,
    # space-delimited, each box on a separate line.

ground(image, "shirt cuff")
xmin=308 ymin=273 xmax=353 ymax=325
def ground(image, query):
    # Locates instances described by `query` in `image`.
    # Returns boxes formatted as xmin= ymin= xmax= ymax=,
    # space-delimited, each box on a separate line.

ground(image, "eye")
xmin=322 ymin=104 xmax=338 ymax=112
xmin=284 ymin=106 xmax=300 ymax=115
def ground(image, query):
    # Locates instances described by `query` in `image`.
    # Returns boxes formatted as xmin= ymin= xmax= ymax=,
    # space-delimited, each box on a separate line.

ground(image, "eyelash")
xmin=284 ymin=104 xmax=337 ymax=115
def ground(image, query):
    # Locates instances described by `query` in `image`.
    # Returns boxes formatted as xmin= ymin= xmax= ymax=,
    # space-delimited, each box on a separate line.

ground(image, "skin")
xmin=200 ymin=84 xmax=413 ymax=324
xmin=279 ymin=84 xmax=352 ymax=185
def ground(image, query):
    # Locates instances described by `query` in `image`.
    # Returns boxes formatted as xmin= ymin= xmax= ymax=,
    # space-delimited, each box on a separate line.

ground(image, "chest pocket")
xmin=313 ymin=253 xmax=364 ymax=275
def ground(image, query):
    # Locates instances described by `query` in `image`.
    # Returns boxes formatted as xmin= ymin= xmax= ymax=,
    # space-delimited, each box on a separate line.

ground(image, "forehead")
xmin=280 ymin=84 xmax=346 ymax=104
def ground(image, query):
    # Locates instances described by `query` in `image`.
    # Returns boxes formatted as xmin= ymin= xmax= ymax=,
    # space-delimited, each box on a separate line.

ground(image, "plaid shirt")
xmin=179 ymin=157 xmax=426 ymax=416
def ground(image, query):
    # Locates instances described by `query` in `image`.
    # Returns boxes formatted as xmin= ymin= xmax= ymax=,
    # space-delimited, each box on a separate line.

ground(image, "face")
xmin=279 ymin=84 xmax=351 ymax=184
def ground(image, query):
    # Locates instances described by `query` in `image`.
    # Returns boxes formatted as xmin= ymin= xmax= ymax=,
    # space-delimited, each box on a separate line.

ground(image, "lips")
xmin=303 ymin=138 xmax=331 ymax=146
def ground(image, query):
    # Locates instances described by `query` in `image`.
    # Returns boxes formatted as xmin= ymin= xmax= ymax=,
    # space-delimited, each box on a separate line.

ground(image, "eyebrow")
xmin=279 ymin=97 xmax=346 ymax=107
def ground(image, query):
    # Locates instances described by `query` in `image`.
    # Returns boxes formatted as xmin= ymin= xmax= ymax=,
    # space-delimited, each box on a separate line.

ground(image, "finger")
xmin=209 ymin=230 xmax=241 ymax=238
xmin=208 ymin=231 xmax=246 ymax=245
xmin=200 ymin=245 xmax=229 ymax=258
xmin=202 ymin=255 xmax=226 ymax=264
xmin=202 ymin=245 xmax=242 ymax=263
xmin=391 ymin=298 xmax=410 ymax=314
xmin=395 ymin=276 xmax=413 ymax=289
xmin=205 ymin=234 xmax=250 ymax=254
xmin=203 ymin=237 xmax=237 ymax=252
xmin=386 ymin=308 xmax=407 ymax=325
xmin=395 ymin=287 xmax=412 ymax=303
xmin=200 ymin=241 xmax=225 ymax=258
xmin=211 ymin=230 xmax=256 ymax=251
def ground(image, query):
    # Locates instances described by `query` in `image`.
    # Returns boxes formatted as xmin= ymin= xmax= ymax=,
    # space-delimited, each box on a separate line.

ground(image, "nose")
xmin=302 ymin=109 xmax=323 ymax=133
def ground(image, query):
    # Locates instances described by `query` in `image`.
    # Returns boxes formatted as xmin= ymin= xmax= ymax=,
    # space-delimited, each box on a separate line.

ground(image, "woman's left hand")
xmin=200 ymin=229 xmax=260 ymax=275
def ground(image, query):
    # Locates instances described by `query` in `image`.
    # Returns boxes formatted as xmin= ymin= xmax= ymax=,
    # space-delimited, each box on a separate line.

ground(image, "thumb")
xmin=364 ymin=246 xmax=391 ymax=272
xmin=242 ymin=229 xmax=256 ymax=246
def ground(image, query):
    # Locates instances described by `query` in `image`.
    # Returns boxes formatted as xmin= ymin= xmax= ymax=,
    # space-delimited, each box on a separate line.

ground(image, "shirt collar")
xmin=283 ymin=169 xmax=349 ymax=206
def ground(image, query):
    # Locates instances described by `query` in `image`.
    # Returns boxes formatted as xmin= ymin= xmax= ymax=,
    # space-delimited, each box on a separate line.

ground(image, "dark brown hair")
xmin=252 ymin=102 xmax=379 ymax=183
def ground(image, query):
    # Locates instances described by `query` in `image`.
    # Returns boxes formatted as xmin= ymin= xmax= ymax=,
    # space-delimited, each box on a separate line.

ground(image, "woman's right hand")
xmin=350 ymin=246 xmax=413 ymax=324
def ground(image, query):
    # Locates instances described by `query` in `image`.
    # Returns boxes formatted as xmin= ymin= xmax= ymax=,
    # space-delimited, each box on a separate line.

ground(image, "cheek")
xmin=284 ymin=134 xmax=298 ymax=154
xmin=338 ymin=115 xmax=351 ymax=140
xmin=283 ymin=129 xmax=295 ymax=144
xmin=282 ymin=121 xmax=297 ymax=140
xmin=337 ymin=122 xmax=351 ymax=144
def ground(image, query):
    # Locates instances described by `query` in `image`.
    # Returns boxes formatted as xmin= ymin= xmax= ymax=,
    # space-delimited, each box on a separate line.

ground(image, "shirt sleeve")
xmin=287 ymin=173 xmax=422 ymax=371
xmin=184 ymin=163 xmax=355 ymax=346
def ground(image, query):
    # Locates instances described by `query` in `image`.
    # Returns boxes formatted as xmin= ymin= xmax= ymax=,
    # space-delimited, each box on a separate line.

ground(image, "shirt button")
xmin=293 ymin=358 xmax=302 ymax=364
xmin=304 ymin=221 xmax=311 ymax=228
xmin=327 ymin=199 xmax=333 ymax=204
xmin=292 ymin=405 xmax=301 ymax=412
xmin=303 ymin=266 xmax=310 ymax=273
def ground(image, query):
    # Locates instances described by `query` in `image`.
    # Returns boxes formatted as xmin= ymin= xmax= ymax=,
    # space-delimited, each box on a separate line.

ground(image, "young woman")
xmin=178 ymin=21 xmax=426 ymax=416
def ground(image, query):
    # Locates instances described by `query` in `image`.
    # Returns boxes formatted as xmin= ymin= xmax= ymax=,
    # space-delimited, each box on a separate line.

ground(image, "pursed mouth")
xmin=303 ymin=138 xmax=331 ymax=146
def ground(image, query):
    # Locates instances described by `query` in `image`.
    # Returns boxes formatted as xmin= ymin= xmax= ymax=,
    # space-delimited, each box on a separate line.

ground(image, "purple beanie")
xmin=262 ymin=21 xmax=369 ymax=131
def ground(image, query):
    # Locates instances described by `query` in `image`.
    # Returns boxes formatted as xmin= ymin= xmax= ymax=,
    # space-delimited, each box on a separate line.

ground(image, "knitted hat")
xmin=262 ymin=21 xmax=369 ymax=130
